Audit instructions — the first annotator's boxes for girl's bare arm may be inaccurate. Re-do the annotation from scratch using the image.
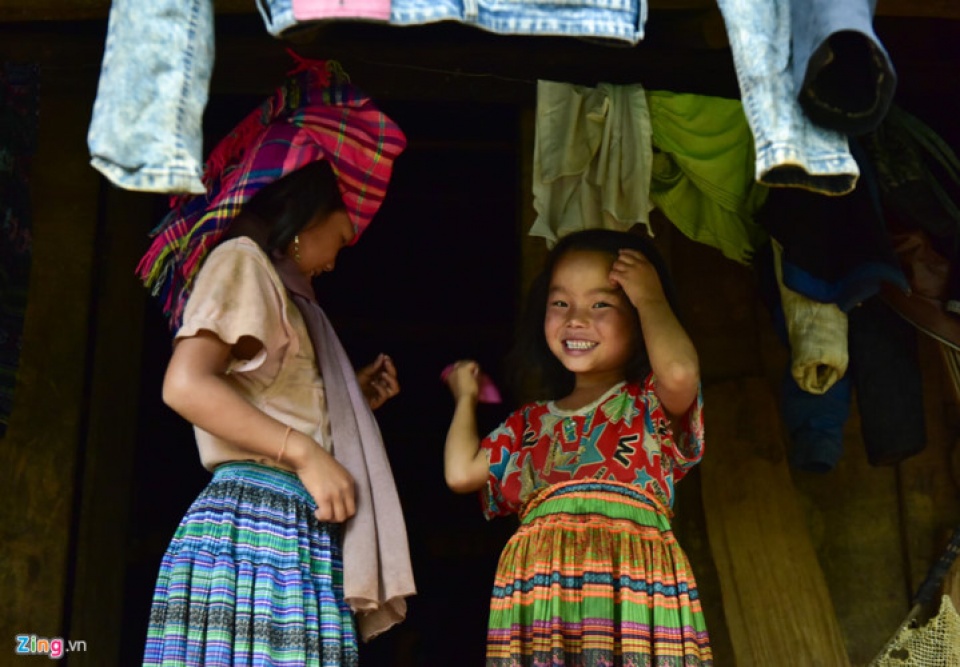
[611,250,700,416]
[163,330,356,522]
[443,361,490,493]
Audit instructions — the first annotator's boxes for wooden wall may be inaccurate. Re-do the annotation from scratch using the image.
[1,9,959,666]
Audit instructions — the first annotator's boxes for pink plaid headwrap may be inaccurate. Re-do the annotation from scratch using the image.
[137,52,407,328]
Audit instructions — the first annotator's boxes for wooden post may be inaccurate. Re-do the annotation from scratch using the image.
[702,377,851,666]
[66,187,154,666]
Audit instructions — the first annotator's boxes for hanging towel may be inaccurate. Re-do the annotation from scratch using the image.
[530,80,654,246]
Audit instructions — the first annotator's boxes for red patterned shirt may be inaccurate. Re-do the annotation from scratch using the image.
[480,373,704,519]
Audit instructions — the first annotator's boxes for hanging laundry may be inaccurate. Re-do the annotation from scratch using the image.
[756,242,850,471]
[259,0,391,37]
[294,0,391,22]
[390,0,646,44]
[756,139,907,311]
[791,0,896,136]
[529,81,654,247]
[771,240,849,396]
[862,105,960,314]
[848,296,927,467]
[87,0,214,194]
[530,82,769,265]
[715,0,859,194]
[756,242,926,471]
[647,91,769,265]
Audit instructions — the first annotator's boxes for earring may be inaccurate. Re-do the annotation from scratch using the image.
[293,235,301,263]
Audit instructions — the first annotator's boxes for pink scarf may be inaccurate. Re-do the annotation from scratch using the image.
[276,257,416,641]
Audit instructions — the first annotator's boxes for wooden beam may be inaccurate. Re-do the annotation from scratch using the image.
[2,0,959,22]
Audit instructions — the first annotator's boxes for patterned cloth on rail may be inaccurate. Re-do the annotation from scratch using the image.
[142,462,358,667]
[486,480,713,667]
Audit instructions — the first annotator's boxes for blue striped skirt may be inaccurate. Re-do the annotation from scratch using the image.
[142,461,358,667]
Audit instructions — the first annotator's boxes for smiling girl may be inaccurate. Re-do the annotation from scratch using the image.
[443,228,712,666]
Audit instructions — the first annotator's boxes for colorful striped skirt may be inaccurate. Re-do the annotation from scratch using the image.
[142,461,358,667]
[487,480,712,667]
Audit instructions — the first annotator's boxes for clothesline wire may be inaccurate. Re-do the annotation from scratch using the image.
[332,54,539,85]
[38,57,541,86]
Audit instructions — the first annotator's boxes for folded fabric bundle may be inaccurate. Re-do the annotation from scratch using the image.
[772,240,849,395]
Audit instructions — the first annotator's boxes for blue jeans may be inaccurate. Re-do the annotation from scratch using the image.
[256,0,298,37]
[792,0,896,136]
[87,0,214,194]
[715,0,858,195]
[390,0,646,44]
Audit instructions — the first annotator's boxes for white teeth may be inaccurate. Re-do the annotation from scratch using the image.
[565,340,596,350]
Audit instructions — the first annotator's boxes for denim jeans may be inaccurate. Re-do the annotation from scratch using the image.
[716,0,858,195]
[87,0,213,194]
[390,0,646,44]
[256,0,298,36]
[792,0,896,136]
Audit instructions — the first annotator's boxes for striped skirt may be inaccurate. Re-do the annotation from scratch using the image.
[142,461,358,667]
[487,480,712,667]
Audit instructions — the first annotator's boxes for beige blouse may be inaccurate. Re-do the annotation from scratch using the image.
[176,237,332,471]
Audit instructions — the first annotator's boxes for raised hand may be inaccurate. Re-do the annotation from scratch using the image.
[444,360,481,403]
[357,353,400,410]
[608,248,668,310]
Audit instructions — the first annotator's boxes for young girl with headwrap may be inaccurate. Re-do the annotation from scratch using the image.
[137,55,415,667]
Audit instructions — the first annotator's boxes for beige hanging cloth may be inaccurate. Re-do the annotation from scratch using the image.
[773,239,849,394]
[530,80,654,246]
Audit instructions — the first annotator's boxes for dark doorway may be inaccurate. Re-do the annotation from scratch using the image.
[120,97,523,666]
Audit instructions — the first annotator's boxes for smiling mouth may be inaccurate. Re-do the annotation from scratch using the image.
[564,339,597,351]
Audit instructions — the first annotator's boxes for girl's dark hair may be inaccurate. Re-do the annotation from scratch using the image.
[506,228,680,402]
[225,159,345,254]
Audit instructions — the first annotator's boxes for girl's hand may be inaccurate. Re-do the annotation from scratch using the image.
[357,353,399,410]
[609,248,669,309]
[444,360,481,403]
[290,431,357,523]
